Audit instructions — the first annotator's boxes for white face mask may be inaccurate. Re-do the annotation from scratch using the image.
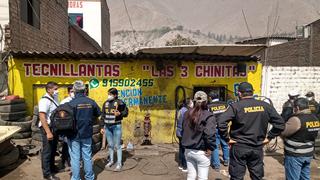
[53,90,59,97]
[189,101,194,108]
[107,95,114,101]
[70,92,75,98]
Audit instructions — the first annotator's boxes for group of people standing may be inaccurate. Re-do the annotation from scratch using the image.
[176,82,319,180]
[38,81,127,180]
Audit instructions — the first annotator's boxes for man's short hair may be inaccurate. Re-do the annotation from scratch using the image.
[108,88,118,96]
[294,98,309,110]
[67,85,73,93]
[46,82,58,92]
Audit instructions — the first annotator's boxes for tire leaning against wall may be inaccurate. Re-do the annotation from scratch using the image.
[92,142,102,154]
[0,140,15,155]
[92,133,102,144]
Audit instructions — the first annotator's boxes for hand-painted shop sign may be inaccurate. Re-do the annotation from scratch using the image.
[23,63,120,77]
[23,63,255,78]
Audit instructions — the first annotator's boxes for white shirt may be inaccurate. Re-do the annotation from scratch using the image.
[38,93,59,127]
[60,96,73,105]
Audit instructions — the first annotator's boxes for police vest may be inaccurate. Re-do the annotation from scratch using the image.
[284,113,320,157]
[308,100,319,115]
[102,100,121,125]
[208,101,228,116]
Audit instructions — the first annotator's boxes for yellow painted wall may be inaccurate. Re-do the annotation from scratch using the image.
[8,57,262,143]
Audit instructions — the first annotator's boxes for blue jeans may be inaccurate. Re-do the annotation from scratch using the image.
[105,124,122,165]
[211,129,229,168]
[285,155,312,180]
[67,137,94,180]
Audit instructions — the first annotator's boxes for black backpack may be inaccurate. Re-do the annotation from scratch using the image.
[50,103,76,136]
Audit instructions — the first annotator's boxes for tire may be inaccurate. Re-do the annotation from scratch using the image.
[33,106,39,116]
[92,133,102,144]
[92,142,102,153]
[31,115,40,133]
[16,116,32,122]
[0,140,15,155]
[12,131,32,139]
[93,124,100,134]
[0,103,26,113]
[32,132,42,141]
[0,147,20,168]
[0,118,32,132]
[0,99,25,106]
[0,111,26,121]
[12,138,31,146]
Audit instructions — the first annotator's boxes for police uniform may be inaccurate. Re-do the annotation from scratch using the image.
[100,99,128,125]
[218,82,285,180]
[281,106,319,179]
[308,99,320,117]
[208,100,229,168]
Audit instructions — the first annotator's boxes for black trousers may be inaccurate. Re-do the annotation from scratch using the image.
[40,128,58,177]
[229,144,264,180]
[178,137,187,169]
[61,141,70,166]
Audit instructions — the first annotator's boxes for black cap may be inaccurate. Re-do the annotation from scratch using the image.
[238,82,254,92]
[108,88,118,95]
[305,91,314,97]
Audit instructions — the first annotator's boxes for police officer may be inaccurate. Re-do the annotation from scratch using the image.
[281,98,319,180]
[68,80,101,180]
[305,91,320,117]
[100,88,128,171]
[218,82,285,180]
[207,92,229,171]
[282,90,300,122]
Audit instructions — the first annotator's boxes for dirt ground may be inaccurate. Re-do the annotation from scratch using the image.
[1,144,319,180]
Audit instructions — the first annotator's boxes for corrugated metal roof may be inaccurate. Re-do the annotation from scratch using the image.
[138,44,266,56]
[9,45,262,62]
[236,36,296,44]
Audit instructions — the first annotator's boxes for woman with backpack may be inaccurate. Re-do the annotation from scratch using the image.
[182,91,216,180]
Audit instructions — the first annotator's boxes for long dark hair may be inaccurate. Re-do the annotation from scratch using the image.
[186,101,207,130]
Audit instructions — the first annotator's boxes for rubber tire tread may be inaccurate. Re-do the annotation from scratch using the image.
[0,111,26,121]
[12,131,32,139]
[0,118,32,132]
[0,147,20,168]
[0,103,26,113]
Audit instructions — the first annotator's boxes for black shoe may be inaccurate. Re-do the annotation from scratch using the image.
[51,165,62,173]
[43,175,60,180]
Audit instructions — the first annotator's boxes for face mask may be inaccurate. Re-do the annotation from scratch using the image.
[53,90,59,97]
[107,95,114,101]
[70,92,75,98]
[189,101,194,108]
[307,97,313,101]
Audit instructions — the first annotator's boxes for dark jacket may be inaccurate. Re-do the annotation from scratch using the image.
[69,93,101,139]
[181,109,216,151]
[100,98,128,126]
[218,98,285,146]
[176,106,188,137]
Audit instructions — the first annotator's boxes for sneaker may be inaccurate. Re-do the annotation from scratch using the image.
[181,168,188,173]
[178,166,183,170]
[105,161,114,169]
[212,166,220,172]
[114,164,122,172]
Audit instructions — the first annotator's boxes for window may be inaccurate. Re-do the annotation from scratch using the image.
[69,13,83,28]
[20,0,40,28]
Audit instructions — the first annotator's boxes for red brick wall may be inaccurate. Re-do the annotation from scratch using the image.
[8,0,69,52]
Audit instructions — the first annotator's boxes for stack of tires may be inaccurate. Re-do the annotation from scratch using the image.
[92,124,102,154]
[0,140,20,171]
[0,98,32,145]
[31,105,42,147]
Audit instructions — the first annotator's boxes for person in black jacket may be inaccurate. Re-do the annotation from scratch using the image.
[281,90,300,122]
[100,88,128,171]
[68,80,101,180]
[182,91,216,180]
[218,82,285,180]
